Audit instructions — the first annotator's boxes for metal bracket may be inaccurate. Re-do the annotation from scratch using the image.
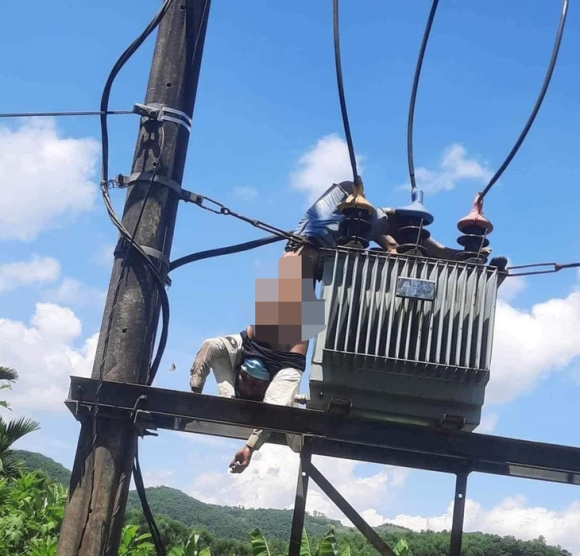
[438,414,466,431]
[127,172,183,197]
[327,397,352,416]
[114,239,171,286]
[116,173,203,208]
[133,103,192,132]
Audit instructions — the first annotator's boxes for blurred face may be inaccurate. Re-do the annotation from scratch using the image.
[235,370,269,401]
[253,256,325,346]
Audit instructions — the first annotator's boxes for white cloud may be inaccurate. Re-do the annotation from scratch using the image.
[42,278,106,308]
[398,144,492,194]
[92,243,116,267]
[497,274,527,302]
[290,134,364,204]
[232,186,259,200]
[143,469,175,488]
[488,288,580,405]
[390,495,580,555]
[189,444,407,525]
[0,118,99,241]
[477,410,499,434]
[0,303,97,414]
[0,255,61,292]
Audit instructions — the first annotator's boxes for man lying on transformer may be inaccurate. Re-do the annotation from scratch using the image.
[189,180,483,473]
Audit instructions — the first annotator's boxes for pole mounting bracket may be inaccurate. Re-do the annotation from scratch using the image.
[133,102,192,132]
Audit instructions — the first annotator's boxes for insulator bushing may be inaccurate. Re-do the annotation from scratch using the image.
[336,206,373,248]
[396,222,431,256]
[336,187,374,249]
[456,193,493,264]
[395,189,435,258]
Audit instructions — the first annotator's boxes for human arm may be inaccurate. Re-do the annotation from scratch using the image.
[229,367,303,473]
[189,336,240,396]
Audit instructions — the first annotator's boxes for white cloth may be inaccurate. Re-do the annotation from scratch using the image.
[189,334,303,452]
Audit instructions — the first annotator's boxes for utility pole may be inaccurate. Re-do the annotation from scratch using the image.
[56,1,212,554]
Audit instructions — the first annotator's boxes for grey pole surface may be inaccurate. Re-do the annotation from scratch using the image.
[56,1,211,554]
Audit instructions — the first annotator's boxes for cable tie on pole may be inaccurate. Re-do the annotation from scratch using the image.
[133,103,192,132]
[114,239,172,285]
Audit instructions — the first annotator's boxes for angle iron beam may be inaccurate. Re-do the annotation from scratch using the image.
[308,463,395,556]
[67,377,580,479]
[289,446,312,556]
[449,471,470,556]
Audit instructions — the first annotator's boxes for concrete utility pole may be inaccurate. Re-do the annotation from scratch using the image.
[57,1,212,554]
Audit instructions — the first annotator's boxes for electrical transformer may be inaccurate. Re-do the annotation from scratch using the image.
[306,248,501,431]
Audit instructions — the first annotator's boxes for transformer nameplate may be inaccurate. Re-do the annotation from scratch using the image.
[396,277,436,301]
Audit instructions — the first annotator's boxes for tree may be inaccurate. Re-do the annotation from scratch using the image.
[0,469,66,556]
[0,367,40,479]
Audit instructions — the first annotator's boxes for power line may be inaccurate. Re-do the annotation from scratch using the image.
[479,0,569,201]
[332,0,360,190]
[0,110,133,119]
[407,0,440,194]
[169,234,286,272]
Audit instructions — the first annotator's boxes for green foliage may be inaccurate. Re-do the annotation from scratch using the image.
[392,538,413,556]
[0,470,66,556]
[250,528,271,556]
[0,367,40,479]
[250,527,344,556]
[118,524,155,556]
[4,449,575,556]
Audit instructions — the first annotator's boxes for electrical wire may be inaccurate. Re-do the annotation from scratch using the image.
[170,234,286,272]
[0,109,134,118]
[479,0,569,201]
[332,0,360,190]
[134,444,166,556]
[191,193,308,245]
[407,0,440,194]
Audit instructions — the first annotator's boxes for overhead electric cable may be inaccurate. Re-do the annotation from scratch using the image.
[479,0,569,201]
[407,0,440,194]
[333,0,360,189]
[0,109,134,118]
[170,234,286,272]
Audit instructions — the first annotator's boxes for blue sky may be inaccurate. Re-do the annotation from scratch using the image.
[2,0,580,552]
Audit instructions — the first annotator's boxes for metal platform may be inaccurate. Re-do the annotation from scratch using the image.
[66,376,580,556]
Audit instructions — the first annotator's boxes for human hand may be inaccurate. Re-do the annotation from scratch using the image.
[229,446,253,474]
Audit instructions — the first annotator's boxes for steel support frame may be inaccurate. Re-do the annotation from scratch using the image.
[66,377,580,555]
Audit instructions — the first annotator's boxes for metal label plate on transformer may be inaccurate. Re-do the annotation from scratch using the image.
[396,276,436,301]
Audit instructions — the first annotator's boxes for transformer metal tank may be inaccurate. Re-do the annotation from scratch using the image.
[306,248,501,431]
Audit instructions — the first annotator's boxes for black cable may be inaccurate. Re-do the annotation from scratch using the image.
[332,0,360,188]
[0,109,134,118]
[169,233,286,272]
[407,0,440,194]
[134,444,166,556]
[479,0,569,201]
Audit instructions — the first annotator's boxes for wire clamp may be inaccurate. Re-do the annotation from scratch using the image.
[114,239,172,286]
[133,102,192,132]
[125,172,183,197]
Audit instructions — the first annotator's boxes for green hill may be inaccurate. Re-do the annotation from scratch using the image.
[13,450,572,555]
[11,450,72,485]
[126,486,346,540]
